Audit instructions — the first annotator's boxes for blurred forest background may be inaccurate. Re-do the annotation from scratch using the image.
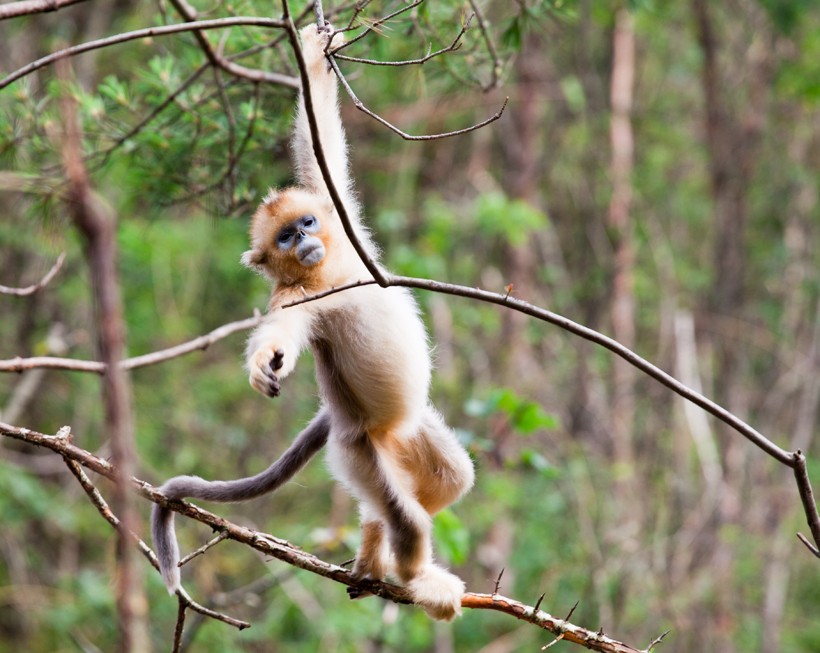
[1,0,819,651]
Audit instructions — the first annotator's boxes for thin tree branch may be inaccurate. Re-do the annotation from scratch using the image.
[166,0,299,89]
[331,14,472,66]
[172,599,187,653]
[0,0,88,20]
[0,420,647,652]
[178,531,230,568]
[0,252,66,296]
[330,0,424,53]
[389,274,794,465]
[329,56,508,140]
[793,451,820,557]
[468,0,502,91]
[0,313,262,373]
[0,17,295,91]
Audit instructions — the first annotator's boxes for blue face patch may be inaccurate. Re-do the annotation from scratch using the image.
[276,215,321,250]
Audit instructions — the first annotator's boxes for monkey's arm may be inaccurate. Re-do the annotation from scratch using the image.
[246,306,312,397]
[151,409,330,592]
[292,25,360,218]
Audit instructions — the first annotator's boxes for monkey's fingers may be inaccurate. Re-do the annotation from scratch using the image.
[261,368,281,397]
[270,348,285,371]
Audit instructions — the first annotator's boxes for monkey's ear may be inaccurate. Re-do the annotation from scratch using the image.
[262,188,280,205]
[241,248,267,271]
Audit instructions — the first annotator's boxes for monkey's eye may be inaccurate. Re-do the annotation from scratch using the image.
[277,230,294,246]
[300,215,319,231]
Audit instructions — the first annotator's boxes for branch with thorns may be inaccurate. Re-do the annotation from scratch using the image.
[0,420,661,653]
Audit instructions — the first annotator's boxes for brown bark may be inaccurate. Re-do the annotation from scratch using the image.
[58,64,150,653]
[607,6,637,471]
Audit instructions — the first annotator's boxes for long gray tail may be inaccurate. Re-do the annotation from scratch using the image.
[151,410,331,592]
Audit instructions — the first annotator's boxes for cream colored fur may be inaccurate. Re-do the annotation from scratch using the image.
[153,24,474,621]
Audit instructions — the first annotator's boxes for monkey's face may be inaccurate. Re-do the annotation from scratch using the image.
[242,188,337,287]
[275,214,325,267]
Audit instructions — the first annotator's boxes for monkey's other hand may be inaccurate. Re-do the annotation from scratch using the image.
[248,347,285,397]
[299,23,343,73]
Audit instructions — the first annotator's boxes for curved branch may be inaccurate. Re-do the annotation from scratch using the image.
[329,56,508,141]
[0,0,88,20]
[0,252,66,296]
[0,313,262,373]
[166,0,299,88]
[0,17,296,91]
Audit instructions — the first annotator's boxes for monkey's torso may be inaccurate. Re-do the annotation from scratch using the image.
[305,284,432,433]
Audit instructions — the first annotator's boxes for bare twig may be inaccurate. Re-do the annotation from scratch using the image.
[0,313,262,373]
[468,0,503,91]
[0,252,66,296]
[493,567,505,594]
[167,0,298,89]
[644,630,671,652]
[331,0,424,52]
[793,450,820,557]
[178,531,230,567]
[0,0,88,20]
[331,14,472,66]
[172,599,187,653]
[330,55,509,140]
[0,17,295,91]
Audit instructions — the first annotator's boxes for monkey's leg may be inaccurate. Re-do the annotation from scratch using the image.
[347,506,390,600]
[370,437,465,621]
[410,408,475,516]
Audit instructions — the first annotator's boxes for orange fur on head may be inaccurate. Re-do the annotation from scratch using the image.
[242,187,339,289]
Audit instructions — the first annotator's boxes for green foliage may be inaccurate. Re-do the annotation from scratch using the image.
[466,387,559,435]
[2,0,820,651]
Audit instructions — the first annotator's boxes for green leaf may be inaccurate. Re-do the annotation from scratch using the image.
[432,509,470,564]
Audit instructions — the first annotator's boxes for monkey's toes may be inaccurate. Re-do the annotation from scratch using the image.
[346,586,370,600]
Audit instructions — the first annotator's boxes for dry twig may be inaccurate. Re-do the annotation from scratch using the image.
[0,252,66,296]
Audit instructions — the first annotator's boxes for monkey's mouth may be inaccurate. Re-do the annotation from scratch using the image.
[298,243,326,266]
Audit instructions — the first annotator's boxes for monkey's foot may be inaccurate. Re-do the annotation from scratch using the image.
[406,566,465,621]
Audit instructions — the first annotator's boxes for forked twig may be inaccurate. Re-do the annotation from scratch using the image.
[330,54,508,140]
[331,14,472,66]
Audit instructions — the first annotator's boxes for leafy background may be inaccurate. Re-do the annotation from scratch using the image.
[1,1,819,651]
